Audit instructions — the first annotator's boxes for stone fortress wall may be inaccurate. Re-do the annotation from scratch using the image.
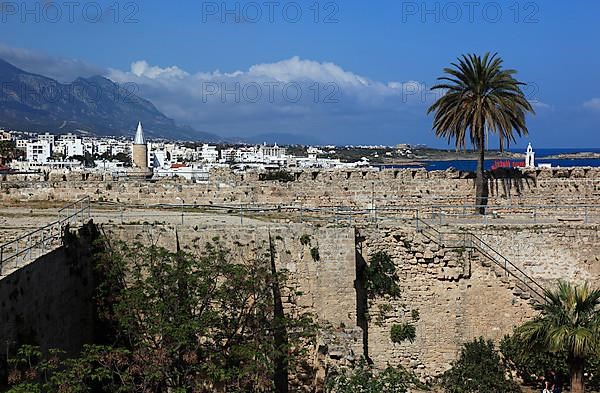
[1,168,600,380]
[358,224,600,378]
[0,221,598,380]
[1,167,599,209]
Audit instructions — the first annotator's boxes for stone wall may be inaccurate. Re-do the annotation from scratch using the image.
[1,219,599,382]
[102,223,359,331]
[356,223,600,379]
[357,227,536,379]
[102,223,363,389]
[473,225,600,285]
[1,167,599,209]
[0,224,98,356]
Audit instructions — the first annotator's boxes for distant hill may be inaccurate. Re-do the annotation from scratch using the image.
[0,58,219,141]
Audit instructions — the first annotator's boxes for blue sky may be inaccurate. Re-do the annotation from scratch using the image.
[1,0,599,147]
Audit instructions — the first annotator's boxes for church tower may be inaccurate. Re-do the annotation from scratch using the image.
[132,121,148,169]
[525,142,535,168]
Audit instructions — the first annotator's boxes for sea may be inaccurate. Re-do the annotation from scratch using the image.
[378,148,600,172]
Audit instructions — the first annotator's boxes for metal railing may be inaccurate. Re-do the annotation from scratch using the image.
[87,200,600,228]
[0,197,91,275]
[415,216,547,303]
[469,232,546,302]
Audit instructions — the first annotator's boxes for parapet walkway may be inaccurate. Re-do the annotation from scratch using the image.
[0,198,90,278]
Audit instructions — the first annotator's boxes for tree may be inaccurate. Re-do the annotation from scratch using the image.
[428,53,534,214]
[363,251,401,299]
[516,281,600,393]
[440,338,521,393]
[7,238,317,392]
[0,140,17,164]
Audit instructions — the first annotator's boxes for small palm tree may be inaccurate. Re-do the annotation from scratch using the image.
[516,281,600,393]
[428,53,534,214]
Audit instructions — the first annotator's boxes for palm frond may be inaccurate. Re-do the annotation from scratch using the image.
[428,52,534,151]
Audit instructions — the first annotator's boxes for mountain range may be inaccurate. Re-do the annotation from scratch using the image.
[0,59,219,141]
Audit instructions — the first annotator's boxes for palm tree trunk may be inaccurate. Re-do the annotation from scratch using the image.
[570,357,585,393]
[475,130,489,214]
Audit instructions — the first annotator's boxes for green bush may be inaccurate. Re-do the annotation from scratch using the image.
[439,337,521,393]
[500,332,600,391]
[326,358,422,393]
[390,323,416,344]
[300,234,312,246]
[411,309,420,322]
[363,251,400,298]
[6,240,318,393]
[310,247,320,261]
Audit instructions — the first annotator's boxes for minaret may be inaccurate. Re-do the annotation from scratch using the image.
[132,121,148,169]
[525,142,535,168]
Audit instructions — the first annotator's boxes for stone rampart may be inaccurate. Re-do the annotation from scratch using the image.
[0,224,98,357]
[356,223,600,378]
[102,224,359,330]
[473,225,600,285]
[1,167,599,209]
[1,219,599,382]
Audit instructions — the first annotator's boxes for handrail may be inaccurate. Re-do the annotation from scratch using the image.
[1,197,91,274]
[474,243,546,302]
[1,220,61,249]
[468,233,546,296]
[58,196,91,215]
[414,216,547,303]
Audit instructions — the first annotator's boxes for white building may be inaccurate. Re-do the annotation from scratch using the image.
[16,139,28,150]
[148,146,169,168]
[258,143,286,159]
[64,139,84,158]
[198,144,219,163]
[0,131,11,141]
[153,164,209,182]
[60,133,79,143]
[26,140,52,163]
[94,160,126,171]
[38,133,56,145]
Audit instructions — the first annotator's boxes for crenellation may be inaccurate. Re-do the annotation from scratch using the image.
[2,168,600,210]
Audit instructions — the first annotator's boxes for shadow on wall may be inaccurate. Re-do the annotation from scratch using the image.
[487,168,538,198]
[354,231,370,363]
[0,222,102,388]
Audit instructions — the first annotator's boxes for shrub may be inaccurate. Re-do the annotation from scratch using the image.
[7,240,318,393]
[300,234,311,246]
[390,323,416,344]
[326,358,421,393]
[500,333,600,391]
[411,309,420,322]
[310,247,320,262]
[439,337,521,393]
[363,251,400,299]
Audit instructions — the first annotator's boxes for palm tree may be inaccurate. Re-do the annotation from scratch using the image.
[516,281,600,393]
[428,53,534,214]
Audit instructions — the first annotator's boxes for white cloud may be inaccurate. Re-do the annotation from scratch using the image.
[0,42,441,143]
[247,56,369,86]
[583,98,600,111]
[105,56,436,141]
[130,60,189,79]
